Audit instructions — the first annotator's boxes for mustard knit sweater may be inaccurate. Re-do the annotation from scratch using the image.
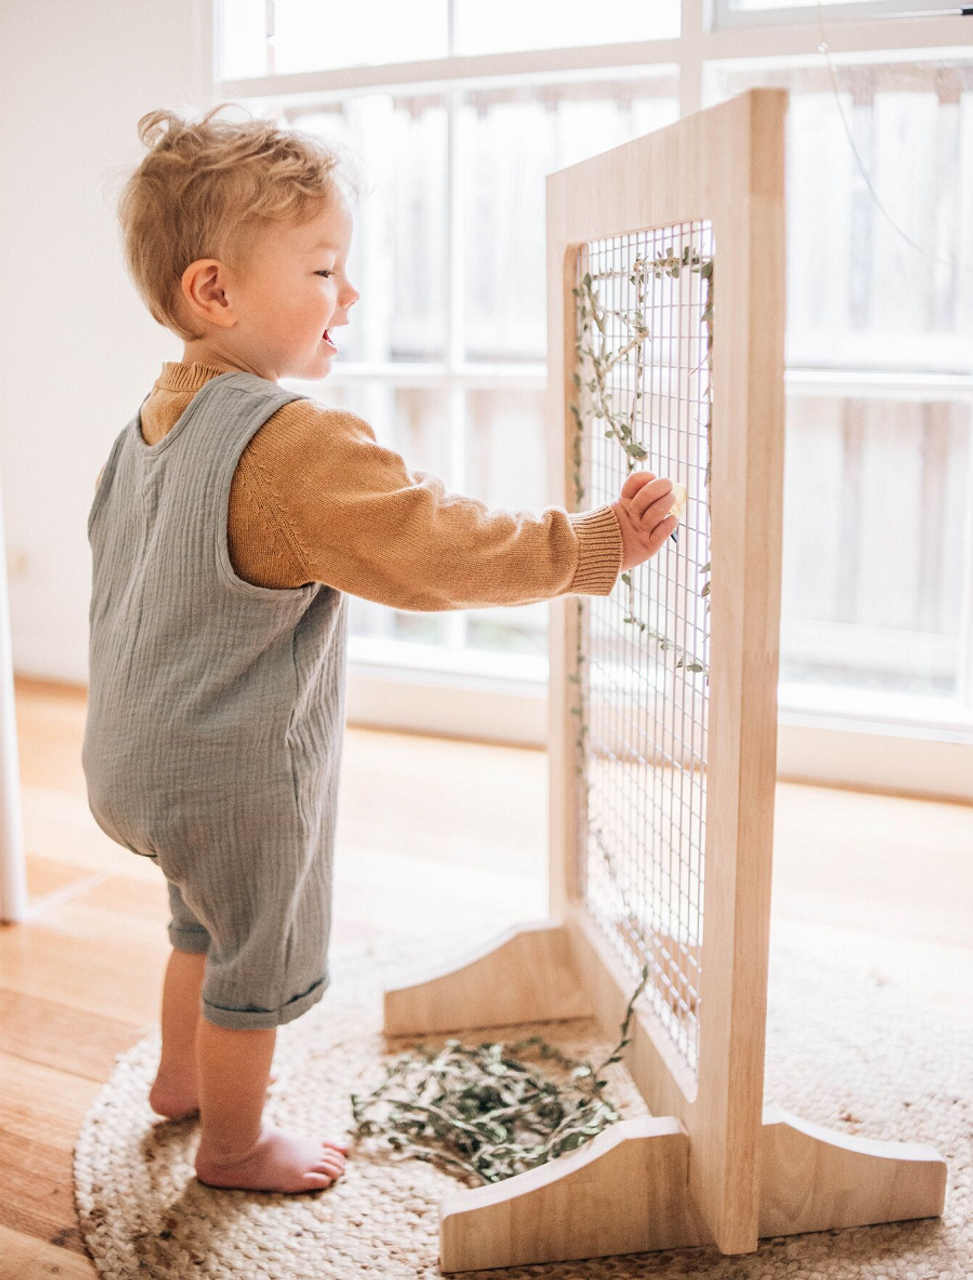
[96,361,623,610]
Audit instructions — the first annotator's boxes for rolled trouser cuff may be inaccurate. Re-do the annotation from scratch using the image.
[199,970,330,1030]
[168,922,211,954]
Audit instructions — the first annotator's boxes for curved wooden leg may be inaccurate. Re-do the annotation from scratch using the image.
[439,1115,710,1273]
[759,1104,948,1236]
[383,920,591,1036]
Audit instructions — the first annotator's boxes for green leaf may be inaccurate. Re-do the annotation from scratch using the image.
[558,1132,587,1153]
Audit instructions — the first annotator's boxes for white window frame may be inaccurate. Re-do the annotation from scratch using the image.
[206,0,973,800]
[712,0,967,29]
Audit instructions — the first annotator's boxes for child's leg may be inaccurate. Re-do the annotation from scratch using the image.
[149,947,207,1118]
[148,872,215,1118]
[193,1018,349,1193]
[149,947,282,1119]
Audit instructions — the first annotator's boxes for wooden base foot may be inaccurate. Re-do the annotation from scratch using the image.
[383,919,591,1036]
[440,1116,708,1273]
[759,1104,947,1236]
[381,924,948,1272]
[439,1107,948,1273]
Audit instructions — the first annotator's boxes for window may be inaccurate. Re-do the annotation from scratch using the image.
[214,1,973,781]
[704,52,973,720]
[714,0,957,26]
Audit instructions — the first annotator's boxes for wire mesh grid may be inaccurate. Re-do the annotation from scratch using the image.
[572,221,714,1081]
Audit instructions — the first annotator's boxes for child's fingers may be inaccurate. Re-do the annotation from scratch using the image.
[646,513,680,554]
[619,470,656,500]
[630,477,674,519]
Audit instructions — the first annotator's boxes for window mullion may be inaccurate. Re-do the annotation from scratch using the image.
[265,0,275,76]
[681,0,706,116]
[958,397,973,710]
[444,79,467,655]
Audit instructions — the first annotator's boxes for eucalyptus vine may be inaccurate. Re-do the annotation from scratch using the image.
[570,241,714,662]
[349,962,651,1185]
[569,240,715,986]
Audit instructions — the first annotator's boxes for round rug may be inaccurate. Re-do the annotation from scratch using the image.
[74,930,972,1279]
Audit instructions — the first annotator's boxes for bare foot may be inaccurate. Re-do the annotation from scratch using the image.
[150,1071,280,1121]
[195,1120,350,1192]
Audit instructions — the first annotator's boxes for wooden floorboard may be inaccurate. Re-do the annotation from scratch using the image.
[0,1133,91,1262]
[2,674,971,1276]
[0,990,139,1082]
[0,1223,95,1277]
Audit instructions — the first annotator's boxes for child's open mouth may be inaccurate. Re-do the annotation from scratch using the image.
[322,329,338,351]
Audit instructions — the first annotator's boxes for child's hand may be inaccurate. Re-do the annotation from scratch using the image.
[610,472,683,573]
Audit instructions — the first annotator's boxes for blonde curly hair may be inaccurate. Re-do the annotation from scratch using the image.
[115,102,363,342]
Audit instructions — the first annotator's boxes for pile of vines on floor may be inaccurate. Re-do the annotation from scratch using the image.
[349,962,650,1186]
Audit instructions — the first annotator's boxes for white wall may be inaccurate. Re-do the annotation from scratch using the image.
[0,0,215,682]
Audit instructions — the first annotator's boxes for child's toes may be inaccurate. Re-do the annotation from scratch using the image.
[303,1171,334,1189]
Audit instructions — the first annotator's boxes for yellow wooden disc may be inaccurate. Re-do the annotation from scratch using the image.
[668,481,687,519]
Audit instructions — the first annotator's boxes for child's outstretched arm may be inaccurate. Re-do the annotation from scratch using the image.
[240,403,681,611]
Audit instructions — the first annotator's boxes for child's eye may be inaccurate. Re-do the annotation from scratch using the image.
[316,270,333,279]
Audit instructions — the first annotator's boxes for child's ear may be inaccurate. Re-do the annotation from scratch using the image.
[180,259,236,329]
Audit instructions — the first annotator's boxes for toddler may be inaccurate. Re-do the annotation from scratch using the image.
[82,103,680,1195]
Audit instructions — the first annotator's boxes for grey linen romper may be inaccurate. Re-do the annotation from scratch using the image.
[82,371,348,1031]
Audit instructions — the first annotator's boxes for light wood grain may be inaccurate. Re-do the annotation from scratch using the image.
[544,86,790,1256]
[384,920,592,1035]
[441,1117,709,1271]
[0,1224,95,1277]
[0,990,137,1081]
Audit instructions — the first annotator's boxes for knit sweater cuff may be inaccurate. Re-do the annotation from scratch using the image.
[566,505,623,596]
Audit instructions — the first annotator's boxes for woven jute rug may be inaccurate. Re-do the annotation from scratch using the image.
[74,930,971,1279]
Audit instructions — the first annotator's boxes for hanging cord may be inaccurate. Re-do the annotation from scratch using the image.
[811,0,973,273]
